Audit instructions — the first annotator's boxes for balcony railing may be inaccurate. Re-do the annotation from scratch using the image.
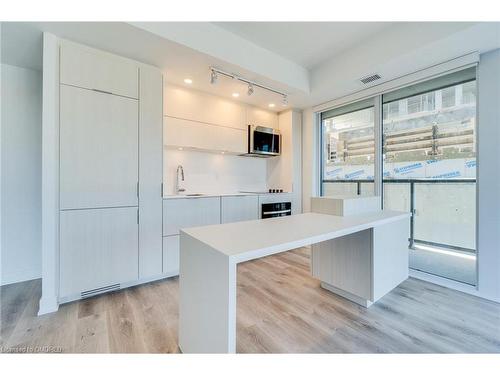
[322,179,476,253]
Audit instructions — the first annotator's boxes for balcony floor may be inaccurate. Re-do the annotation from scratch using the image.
[410,245,476,285]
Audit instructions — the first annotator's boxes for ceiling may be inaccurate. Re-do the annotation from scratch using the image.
[213,22,394,69]
[0,22,297,111]
[2,22,498,111]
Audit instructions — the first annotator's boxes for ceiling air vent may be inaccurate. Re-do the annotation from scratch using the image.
[360,74,382,85]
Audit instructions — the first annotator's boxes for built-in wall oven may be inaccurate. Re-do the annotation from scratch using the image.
[261,202,292,219]
[247,125,281,157]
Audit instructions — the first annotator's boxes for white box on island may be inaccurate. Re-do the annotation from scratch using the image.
[311,195,380,216]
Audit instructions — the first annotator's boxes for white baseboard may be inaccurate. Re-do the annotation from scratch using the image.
[408,268,499,301]
[1,269,41,286]
[58,271,179,305]
[320,281,372,308]
[38,295,59,316]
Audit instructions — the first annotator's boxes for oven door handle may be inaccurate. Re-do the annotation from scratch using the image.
[262,209,292,215]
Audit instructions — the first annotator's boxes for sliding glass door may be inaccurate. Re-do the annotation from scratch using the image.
[382,67,477,285]
[321,99,375,196]
[320,66,477,286]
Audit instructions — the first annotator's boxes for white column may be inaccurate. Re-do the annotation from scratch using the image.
[178,232,237,353]
[477,50,500,303]
[39,32,60,315]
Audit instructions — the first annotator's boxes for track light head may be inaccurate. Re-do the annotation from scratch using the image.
[247,83,254,96]
[282,95,288,106]
[210,70,218,85]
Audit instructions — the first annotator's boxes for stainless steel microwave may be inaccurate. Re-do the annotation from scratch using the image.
[247,125,281,157]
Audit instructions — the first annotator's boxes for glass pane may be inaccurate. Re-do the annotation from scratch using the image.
[253,131,279,154]
[382,78,477,285]
[359,182,374,196]
[383,182,411,240]
[414,182,476,250]
[322,106,375,197]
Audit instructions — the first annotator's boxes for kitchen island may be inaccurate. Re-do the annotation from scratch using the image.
[178,200,410,353]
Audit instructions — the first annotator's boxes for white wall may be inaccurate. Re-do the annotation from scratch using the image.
[309,23,500,107]
[1,64,42,285]
[164,149,267,195]
[301,108,318,213]
[267,109,303,213]
[477,48,500,302]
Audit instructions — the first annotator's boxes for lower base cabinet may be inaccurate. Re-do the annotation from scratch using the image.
[59,207,139,298]
[163,235,180,275]
[221,195,259,223]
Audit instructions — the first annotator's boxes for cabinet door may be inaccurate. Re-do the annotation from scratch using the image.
[163,235,180,275]
[221,196,259,223]
[164,116,246,154]
[311,230,372,300]
[60,41,138,98]
[60,85,138,209]
[163,85,246,129]
[59,207,139,298]
[163,197,221,236]
[246,107,278,129]
[218,126,247,154]
[138,66,163,279]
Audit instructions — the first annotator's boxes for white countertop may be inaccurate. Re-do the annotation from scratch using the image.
[163,192,292,200]
[181,210,410,263]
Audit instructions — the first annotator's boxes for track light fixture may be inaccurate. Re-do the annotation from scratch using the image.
[210,69,218,85]
[209,66,288,104]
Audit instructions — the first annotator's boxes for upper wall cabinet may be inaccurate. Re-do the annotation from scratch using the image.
[164,116,246,154]
[60,41,139,99]
[164,85,246,130]
[246,107,278,129]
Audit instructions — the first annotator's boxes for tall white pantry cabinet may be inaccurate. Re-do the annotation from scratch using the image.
[41,37,164,310]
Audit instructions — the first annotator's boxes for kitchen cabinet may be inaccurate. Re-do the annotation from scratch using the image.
[221,195,259,223]
[246,107,279,129]
[163,85,246,130]
[164,116,246,154]
[163,235,180,275]
[59,207,139,298]
[60,41,138,99]
[163,197,221,236]
[59,84,139,210]
[56,39,164,306]
[138,66,164,279]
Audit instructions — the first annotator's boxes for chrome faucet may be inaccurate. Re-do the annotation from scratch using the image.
[176,165,185,194]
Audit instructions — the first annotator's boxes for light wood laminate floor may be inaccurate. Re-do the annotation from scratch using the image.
[1,248,499,353]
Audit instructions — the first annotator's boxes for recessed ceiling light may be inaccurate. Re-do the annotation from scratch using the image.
[178,147,183,151]
[268,103,275,108]
[232,93,240,98]
[184,78,193,84]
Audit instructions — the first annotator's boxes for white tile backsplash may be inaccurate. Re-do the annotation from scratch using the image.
[164,149,268,195]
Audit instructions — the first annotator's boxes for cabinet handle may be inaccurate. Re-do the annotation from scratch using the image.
[92,88,113,95]
[262,209,291,215]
